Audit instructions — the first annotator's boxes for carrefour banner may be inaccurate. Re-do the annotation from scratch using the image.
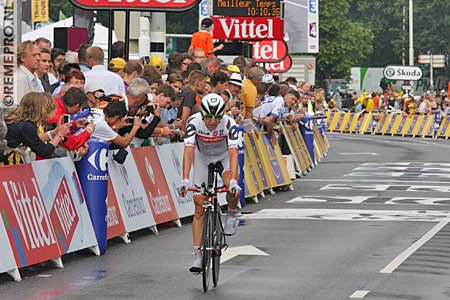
[0,164,61,268]
[156,143,194,218]
[31,157,98,254]
[108,148,156,233]
[131,146,179,224]
[0,215,18,275]
[106,180,127,240]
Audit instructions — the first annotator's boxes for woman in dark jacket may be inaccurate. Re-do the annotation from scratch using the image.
[4,92,70,163]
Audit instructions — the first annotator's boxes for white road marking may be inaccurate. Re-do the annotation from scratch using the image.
[354,166,409,171]
[220,245,269,264]
[320,184,391,191]
[340,152,378,156]
[345,172,405,177]
[418,173,450,178]
[379,218,450,274]
[287,196,450,205]
[350,290,370,298]
[242,209,450,222]
[296,179,450,184]
[320,184,450,193]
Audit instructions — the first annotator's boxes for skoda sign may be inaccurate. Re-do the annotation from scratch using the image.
[383,65,423,81]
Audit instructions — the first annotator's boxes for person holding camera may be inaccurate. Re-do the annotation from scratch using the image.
[46,87,95,152]
[2,93,71,165]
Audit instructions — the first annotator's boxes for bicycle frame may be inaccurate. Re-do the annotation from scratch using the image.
[188,162,228,292]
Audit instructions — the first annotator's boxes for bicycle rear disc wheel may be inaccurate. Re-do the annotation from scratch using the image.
[202,209,213,292]
[212,211,223,287]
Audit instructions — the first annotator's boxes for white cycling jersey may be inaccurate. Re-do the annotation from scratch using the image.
[184,112,239,158]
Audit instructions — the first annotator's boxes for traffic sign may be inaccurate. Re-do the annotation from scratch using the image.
[383,65,422,81]
[401,83,412,93]
[418,54,445,64]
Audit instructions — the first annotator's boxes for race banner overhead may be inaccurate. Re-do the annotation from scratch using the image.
[70,0,201,11]
[212,17,284,41]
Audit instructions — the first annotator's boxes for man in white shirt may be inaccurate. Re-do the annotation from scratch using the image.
[16,40,44,103]
[84,46,126,96]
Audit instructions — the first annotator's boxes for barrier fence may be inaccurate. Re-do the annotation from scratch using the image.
[325,110,450,138]
[0,125,329,282]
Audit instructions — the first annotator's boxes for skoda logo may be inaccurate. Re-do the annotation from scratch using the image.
[385,67,395,77]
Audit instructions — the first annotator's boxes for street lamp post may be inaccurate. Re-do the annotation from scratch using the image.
[409,0,414,66]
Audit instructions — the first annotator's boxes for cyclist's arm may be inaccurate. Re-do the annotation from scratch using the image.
[228,147,239,181]
[182,145,194,180]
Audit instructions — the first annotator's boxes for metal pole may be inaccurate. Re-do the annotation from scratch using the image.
[430,55,433,92]
[409,0,413,66]
[125,10,130,61]
[108,10,113,62]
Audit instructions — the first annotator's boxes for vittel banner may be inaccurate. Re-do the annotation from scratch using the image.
[0,164,61,267]
[212,17,284,41]
[31,158,97,254]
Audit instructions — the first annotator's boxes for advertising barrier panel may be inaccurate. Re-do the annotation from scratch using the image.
[76,139,109,254]
[106,180,127,240]
[243,144,262,197]
[131,147,179,224]
[108,148,156,233]
[0,215,18,277]
[244,133,270,191]
[255,133,291,188]
[32,157,97,255]
[156,143,195,218]
[0,164,61,268]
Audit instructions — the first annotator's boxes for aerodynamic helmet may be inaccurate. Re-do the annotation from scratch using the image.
[200,93,226,117]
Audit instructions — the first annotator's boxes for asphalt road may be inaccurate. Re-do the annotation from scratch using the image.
[1,133,450,300]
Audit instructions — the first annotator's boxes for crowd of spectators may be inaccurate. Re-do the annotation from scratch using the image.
[329,87,450,118]
[3,26,325,165]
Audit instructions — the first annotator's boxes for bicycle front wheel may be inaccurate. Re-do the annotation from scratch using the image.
[212,210,223,287]
[202,208,213,292]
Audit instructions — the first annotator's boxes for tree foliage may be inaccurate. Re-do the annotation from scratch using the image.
[317,0,374,83]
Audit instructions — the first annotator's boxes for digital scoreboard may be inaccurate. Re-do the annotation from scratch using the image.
[213,0,281,18]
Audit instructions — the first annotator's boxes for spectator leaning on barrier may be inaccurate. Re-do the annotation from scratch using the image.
[241,66,264,120]
[84,81,105,109]
[84,46,126,95]
[88,100,142,148]
[46,87,95,152]
[16,40,44,102]
[2,92,71,165]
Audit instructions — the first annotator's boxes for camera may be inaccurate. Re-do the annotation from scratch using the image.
[236,101,241,110]
[145,104,155,114]
[126,117,134,124]
[98,94,113,102]
[63,115,70,123]
[310,85,316,92]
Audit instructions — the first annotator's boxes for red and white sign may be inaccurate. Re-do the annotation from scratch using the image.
[156,143,194,218]
[70,0,200,11]
[49,177,79,250]
[106,180,127,240]
[131,147,179,225]
[108,148,156,233]
[252,40,288,63]
[260,55,293,73]
[0,164,61,267]
[212,17,284,41]
[31,158,98,255]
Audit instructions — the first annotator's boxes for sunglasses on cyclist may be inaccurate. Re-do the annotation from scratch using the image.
[202,114,223,121]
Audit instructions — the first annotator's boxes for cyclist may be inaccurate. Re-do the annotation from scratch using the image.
[178,93,241,274]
